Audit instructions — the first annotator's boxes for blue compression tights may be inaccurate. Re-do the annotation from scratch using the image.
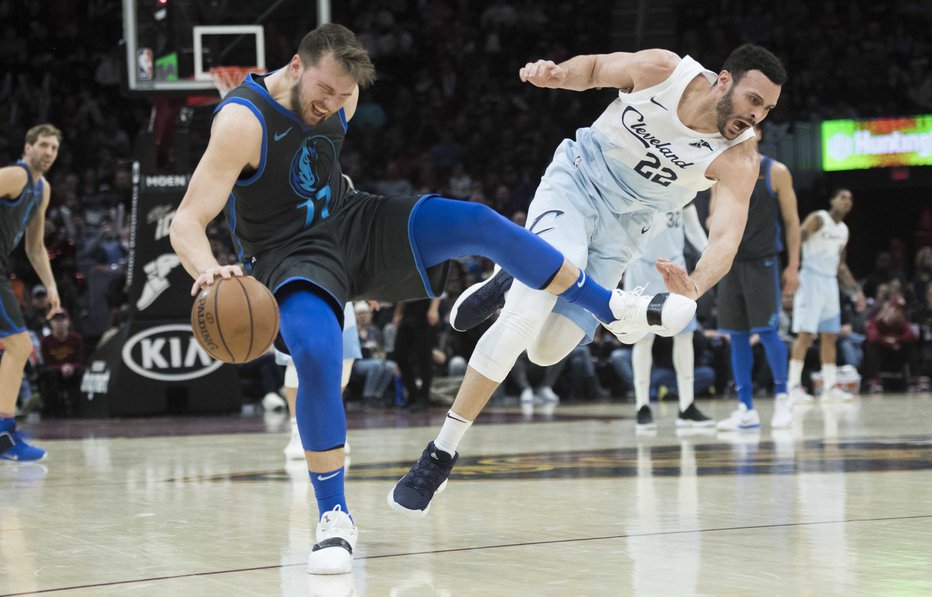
[412,198,564,291]
[729,329,789,409]
[277,285,345,452]
[411,197,614,322]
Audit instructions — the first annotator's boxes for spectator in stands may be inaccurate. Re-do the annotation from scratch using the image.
[863,291,923,393]
[38,310,84,417]
[23,284,51,337]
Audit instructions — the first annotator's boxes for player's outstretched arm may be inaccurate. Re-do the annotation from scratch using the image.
[771,161,801,295]
[683,143,760,298]
[519,48,678,92]
[171,104,259,295]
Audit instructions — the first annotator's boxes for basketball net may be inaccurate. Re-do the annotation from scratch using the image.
[209,66,267,98]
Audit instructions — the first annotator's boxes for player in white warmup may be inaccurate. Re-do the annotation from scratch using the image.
[390,44,786,517]
[788,189,863,401]
[626,204,715,431]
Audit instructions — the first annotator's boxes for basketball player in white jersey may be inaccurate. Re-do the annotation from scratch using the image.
[788,189,864,401]
[390,44,786,517]
[625,204,715,431]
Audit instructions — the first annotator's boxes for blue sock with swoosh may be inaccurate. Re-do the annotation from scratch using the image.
[310,467,350,520]
[559,270,614,323]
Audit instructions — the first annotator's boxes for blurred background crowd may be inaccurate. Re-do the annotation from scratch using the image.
[2,0,931,417]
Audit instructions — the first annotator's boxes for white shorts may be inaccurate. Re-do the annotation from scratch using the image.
[533,149,654,341]
[623,258,697,334]
[792,269,841,334]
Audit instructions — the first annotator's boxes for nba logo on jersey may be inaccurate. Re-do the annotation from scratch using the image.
[137,48,154,81]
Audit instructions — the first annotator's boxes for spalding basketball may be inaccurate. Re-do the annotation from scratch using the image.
[191,276,280,364]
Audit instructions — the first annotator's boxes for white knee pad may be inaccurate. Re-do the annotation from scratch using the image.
[285,361,299,389]
[469,283,557,383]
[527,312,586,366]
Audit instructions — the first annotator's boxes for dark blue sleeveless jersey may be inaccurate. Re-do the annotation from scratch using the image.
[734,155,782,261]
[1,161,45,265]
[216,73,350,268]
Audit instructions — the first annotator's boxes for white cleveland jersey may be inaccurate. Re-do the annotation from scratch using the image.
[577,55,754,214]
[801,210,848,276]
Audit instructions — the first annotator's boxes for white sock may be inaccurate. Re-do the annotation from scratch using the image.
[788,359,804,389]
[822,363,837,391]
[290,417,298,435]
[434,411,472,456]
[633,336,654,409]
[672,333,694,412]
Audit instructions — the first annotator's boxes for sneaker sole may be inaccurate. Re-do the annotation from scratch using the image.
[716,422,761,431]
[386,479,448,518]
[307,548,353,575]
[676,418,715,428]
[449,271,509,332]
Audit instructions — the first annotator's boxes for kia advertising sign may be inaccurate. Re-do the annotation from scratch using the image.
[121,324,223,382]
[81,161,241,416]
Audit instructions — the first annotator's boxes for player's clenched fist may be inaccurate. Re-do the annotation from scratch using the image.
[519,60,566,88]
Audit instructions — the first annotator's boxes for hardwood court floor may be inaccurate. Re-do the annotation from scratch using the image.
[2,394,932,596]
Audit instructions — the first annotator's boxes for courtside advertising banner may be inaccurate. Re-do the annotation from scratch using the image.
[822,114,932,171]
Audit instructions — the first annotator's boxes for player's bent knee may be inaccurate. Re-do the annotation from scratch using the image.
[527,314,584,366]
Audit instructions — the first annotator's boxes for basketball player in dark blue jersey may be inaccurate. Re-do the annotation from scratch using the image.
[170,23,697,575]
[0,124,63,463]
[712,124,801,431]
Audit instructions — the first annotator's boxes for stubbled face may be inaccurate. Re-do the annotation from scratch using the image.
[715,70,782,139]
[830,189,854,217]
[289,53,357,126]
[23,134,60,174]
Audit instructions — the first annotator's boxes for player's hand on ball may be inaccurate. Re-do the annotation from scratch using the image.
[191,265,244,296]
[519,60,566,88]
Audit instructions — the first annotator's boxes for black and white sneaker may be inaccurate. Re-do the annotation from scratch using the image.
[676,403,714,427]
[307,505,357,575]
[635,405,657,430]
[450,267,514,332]
[388,441,458,517]
[605,288,696,344]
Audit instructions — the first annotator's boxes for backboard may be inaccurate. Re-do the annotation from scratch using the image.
[122,0,267,94]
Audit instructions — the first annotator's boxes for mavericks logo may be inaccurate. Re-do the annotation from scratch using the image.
[290,135,336,228]
[122,324,223,382]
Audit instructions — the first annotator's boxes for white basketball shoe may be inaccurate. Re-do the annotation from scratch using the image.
[604,288,697,344]
[307,506,357,575]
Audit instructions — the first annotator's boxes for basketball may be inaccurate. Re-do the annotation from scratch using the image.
[190,276,280,364]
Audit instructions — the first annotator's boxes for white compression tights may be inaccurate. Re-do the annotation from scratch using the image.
[469,281,586,383]
[632,331,695,411]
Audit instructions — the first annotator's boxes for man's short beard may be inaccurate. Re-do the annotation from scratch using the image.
[715,86,735,136]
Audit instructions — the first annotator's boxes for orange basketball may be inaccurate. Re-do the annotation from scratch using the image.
[190,276,280,364]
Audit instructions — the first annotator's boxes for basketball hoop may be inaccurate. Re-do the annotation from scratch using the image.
[209,66,266,98]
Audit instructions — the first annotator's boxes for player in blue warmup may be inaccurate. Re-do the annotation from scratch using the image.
[0,124,62,463]
[170,24,692,575]
[714,125,802,431]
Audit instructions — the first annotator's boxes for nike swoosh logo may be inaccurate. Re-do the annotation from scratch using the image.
[316,471,341,481]
[274,127,292,141]
[641,226,651,234]
[650,97,667,111]
[577,271,587,288]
